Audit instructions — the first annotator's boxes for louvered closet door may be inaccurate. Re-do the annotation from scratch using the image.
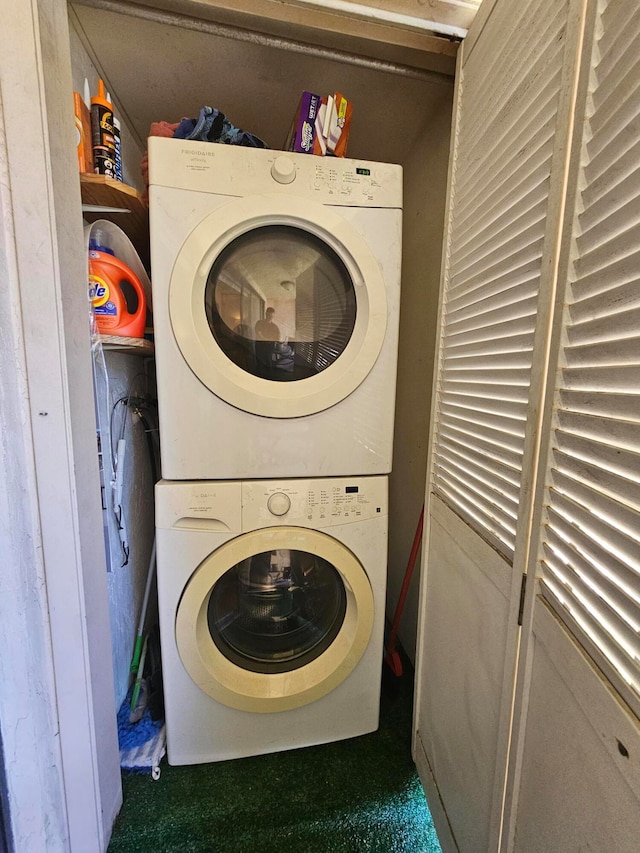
[412,0,586,850]
[512,1,640,848]
[539,0,640,716]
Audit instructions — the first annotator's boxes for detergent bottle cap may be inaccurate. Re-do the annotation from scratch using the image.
[89,238,115,255]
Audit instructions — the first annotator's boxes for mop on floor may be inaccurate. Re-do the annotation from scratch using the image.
[117,539,166,779]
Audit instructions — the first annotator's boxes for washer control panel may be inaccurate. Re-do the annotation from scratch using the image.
[243,476,387,529]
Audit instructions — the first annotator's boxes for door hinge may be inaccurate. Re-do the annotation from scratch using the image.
[517,573,527,626]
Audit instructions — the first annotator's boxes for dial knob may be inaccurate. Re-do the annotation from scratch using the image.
[271,156,296,184]
[267,492,291,516]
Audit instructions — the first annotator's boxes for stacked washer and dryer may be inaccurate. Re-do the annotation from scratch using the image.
[148,138,403,764]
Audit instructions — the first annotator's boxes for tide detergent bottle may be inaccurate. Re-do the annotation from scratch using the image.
[88,247,146,338]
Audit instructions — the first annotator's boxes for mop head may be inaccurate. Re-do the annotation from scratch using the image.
[117,691,166,779]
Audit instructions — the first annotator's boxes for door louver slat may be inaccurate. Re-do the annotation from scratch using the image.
[438,423,524,470]
[581,143,640,211]
[558,388,638,421]
[462,0,557,124]
[454,187,548,268]
[595,1,636,63]
[461,0,564,160]
[543,578,640,695]
[440,390,527,421]
[455,134,555,236]
[550,469,640,545]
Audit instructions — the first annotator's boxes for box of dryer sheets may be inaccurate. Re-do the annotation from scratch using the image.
[285,91,353,156]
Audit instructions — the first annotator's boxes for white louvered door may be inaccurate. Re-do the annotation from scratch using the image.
[412,0,587,849]
[510,1,640,849]
[415,0,640,850]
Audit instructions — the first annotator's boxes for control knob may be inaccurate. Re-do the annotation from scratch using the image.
[271,156,296,184]
[267,492,291,516]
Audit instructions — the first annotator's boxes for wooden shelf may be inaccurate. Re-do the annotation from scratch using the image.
[94,334,154,356]
[80,174,149,267]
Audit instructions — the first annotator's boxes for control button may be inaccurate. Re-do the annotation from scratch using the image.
[267,492,291,516]
[271,156,296,184]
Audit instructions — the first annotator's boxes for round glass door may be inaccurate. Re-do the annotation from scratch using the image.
[205,225,357,382]
[208,548,347,673]
[175,526,374,712]
[169,195,388,418]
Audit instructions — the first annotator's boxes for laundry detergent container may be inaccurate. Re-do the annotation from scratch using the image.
[88,249,147,338]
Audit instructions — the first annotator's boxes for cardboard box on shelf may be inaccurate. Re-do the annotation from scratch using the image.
[324,92,353,158]
[284,91,322,154]
[285,90,353,157]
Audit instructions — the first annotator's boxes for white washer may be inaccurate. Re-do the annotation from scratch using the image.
[148,138,402,479]
[155,475,388,765]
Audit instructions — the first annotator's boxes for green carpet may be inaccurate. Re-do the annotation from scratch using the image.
[108,665,441,852]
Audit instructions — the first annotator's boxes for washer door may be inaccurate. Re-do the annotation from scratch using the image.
[169,195,387,418]
[175,527,375,712]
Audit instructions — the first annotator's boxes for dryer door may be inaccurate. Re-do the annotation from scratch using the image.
[175,526,374,712]
[169,195,387,418]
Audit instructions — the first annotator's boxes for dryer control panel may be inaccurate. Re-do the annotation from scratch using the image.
[243,475,388,530]
[148,137,403,209]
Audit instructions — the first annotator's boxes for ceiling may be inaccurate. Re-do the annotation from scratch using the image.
[70,0,457,167]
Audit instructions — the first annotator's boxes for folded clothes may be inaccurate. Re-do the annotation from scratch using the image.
[173,106,268,148]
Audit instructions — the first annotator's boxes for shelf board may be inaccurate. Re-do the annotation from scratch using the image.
[80,174,149,266]
[94,334,154,356]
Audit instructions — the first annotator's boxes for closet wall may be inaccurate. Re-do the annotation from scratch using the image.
[389,104,451,658]
[69,0,455,676]
[70,28,155,707]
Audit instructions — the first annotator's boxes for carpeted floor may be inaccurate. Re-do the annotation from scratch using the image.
[108,664,441,852]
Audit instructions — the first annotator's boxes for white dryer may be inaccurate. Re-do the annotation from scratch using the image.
[148,138,402,479]
[155,475,388,765]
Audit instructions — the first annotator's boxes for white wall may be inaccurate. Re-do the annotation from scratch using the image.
[1,0,122,847]
[0,76,70,853]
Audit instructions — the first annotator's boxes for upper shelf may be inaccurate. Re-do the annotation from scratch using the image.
[80,174,149,268]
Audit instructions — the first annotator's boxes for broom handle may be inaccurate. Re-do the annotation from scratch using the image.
[130,634,149,713]
[386,505,424,657]
[130,538,156,675]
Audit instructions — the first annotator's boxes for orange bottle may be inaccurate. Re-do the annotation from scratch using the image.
[88,250,146,338]
[90,79,116,178]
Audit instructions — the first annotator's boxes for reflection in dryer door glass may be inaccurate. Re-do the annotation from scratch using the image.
[204,225,356,382]
[208,548,347,673]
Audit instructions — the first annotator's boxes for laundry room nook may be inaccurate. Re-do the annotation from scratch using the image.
[3,1,640,852]
[64,0,458,848]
